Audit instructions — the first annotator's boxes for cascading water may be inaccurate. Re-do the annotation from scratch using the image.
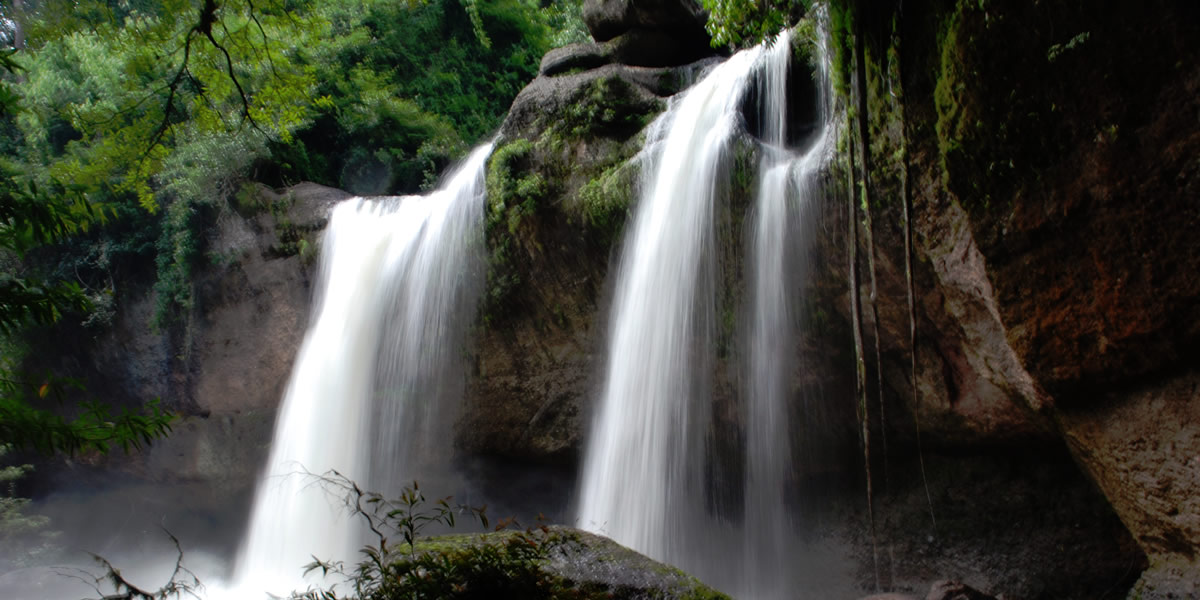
[222,143,493,597]
[577,13,834,599]
[576,46,765,563]
[742,21,835,599]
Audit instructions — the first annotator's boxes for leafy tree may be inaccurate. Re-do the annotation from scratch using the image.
[0,0,564,453]
[7,0,559,321]
[12,0,320,210]
[1,50,173,455]
[6,0,327,322]
[701,0,814,48]
[270,0,554,195]
[545,0,590,48]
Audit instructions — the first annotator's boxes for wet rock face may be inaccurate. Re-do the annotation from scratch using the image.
[920,0,1200,402]
[881,0,1200,594]
[82,183,349,494]
[480,0,731,464]
[1060,371,1200,598]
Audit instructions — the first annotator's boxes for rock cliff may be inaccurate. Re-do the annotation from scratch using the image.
[820,0,1199,596]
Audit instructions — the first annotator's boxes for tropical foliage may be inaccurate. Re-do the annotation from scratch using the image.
[701,0,812,48]
[0,0,584,455]
[1,49,174,456]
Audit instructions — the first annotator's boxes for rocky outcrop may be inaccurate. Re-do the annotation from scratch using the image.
[475,1,1162,595]
[52,183,347,499]
[489,0,1198,596]
[421,527,731,599]
[468,67,662,461]
[846,0,1200,596]
[476,0,729,464]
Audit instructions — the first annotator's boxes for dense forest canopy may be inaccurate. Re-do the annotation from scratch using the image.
[0,0,588,455]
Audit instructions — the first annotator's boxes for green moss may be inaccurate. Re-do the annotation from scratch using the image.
[392,528,731,599]
[827,0,855,100]
[730,140,758,204]
[152,198,211,328]
[574,160,637,245]
[551,74,662,142]
[486,139,548,235]
[482,138,550,325]
[482,239,520,326]
[933,5,970,168]
[859,18,908,211]
[233,182,267,216]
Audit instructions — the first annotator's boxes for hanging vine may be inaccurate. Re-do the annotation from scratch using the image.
[845,125,879,594]
[892,13,938,534]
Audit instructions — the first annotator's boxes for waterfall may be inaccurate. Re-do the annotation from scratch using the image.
[221,143,492,597]
[576,45,765,563]
[742,21,834,599]
[577,14,834,598]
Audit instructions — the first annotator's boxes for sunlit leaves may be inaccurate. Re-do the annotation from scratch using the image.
[15,0,323,213]
[702,0,803,48]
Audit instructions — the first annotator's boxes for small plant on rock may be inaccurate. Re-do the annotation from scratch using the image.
[292,472,577,600]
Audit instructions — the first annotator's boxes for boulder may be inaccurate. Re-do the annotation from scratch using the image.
[582,0,709,46]
[538,32,717,77]
[580,0,717,70]
[1060,371,1200,599]
[417,527,731,599]
[603,28,718,68]
[539,43,612,77]
[501,63,676,141]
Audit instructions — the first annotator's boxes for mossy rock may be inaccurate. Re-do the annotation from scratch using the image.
[568,159,639,246]
[487,139,549,236]
[551,72,663,143]
[411,527,731,600]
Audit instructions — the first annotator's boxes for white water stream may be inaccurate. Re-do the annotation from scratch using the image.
[221,143,492,597]
[578,17,834,599]
[576,45,765,563]
[742,22,835,598]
